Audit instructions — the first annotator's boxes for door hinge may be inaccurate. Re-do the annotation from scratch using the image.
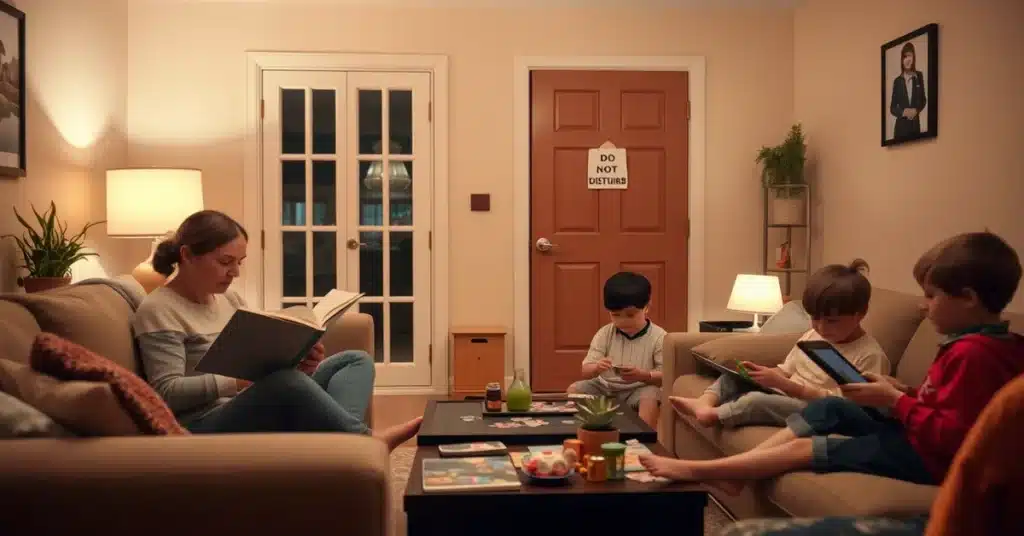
[428,230,432,250]
[428,101,432,122]
[686,100,691,121]
[428,343,433,364]
[261,230,266,250]
[260,99,265,120]
[687,219,690,239]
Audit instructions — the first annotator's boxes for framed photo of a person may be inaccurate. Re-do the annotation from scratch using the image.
[0,0,24,176]
[881,23,938,147]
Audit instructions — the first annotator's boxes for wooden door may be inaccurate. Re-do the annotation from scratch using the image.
[530,70,689,392]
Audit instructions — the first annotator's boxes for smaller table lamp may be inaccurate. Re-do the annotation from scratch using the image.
[726,274,784,332]
[106,168,204,293]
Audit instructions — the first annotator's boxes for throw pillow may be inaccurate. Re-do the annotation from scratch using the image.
[30,333,188,436]
[0,389,72,438]
[691,331,803,372]
[759,300,812,334]
[0,358,140,436]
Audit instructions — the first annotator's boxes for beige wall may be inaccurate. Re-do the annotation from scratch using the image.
[2,0,796,330]
[795,0,1024,312]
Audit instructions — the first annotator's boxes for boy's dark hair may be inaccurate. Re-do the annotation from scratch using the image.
[604,272,652,311]
[913,231,1021,314]
[802,259,872,319]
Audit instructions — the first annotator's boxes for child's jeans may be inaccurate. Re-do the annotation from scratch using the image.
[786,396,936,485]
[569,378,660,411]
[718,515,929,536]
[705,375,807,427]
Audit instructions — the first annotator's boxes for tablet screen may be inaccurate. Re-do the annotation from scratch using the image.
[809,347,867,383]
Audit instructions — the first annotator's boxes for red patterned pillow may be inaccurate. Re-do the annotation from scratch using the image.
[30,333,189,435]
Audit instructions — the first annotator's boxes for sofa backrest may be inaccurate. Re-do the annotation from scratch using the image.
[0,282,142,374]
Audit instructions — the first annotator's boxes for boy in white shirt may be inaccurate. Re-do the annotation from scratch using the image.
[568,272,666,429]
[673,259,890,428]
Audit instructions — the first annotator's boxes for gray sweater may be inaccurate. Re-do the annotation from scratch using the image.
[132,287,246,422]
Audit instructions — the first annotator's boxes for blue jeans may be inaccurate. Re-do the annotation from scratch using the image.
[187,350,374,435]
[718,516,929,536]
[785,397,935,485]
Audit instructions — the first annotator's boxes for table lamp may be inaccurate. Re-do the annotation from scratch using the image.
[106,168,204,293]
[726,274,784,332]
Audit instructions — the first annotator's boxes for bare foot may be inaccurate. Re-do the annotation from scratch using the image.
[669,396,719,426]
[639,454,744,496]
[373,416,423,451]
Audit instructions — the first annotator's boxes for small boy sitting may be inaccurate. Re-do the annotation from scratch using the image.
[568,272,666,429]
[673,259,891,428]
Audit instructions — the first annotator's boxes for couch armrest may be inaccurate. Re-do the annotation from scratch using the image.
[322,311,374,356]
[0,434,391,536]
[658,331,736,447]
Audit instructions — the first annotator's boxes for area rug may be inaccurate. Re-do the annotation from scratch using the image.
[389,447,732,535]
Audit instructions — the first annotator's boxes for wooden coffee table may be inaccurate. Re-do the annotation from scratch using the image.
[404,443,707,536]
[416,399,657,446]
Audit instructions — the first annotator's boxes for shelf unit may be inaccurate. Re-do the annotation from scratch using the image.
[762,183,811,298]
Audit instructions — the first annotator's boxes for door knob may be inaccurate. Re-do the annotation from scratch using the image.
[346,238,366,250]
[535,237,555,252]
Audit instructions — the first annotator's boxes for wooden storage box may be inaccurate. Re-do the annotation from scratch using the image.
[449,327,506,398]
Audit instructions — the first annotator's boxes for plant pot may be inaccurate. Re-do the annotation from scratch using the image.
[21,276,71,293]
[576,427,620,458]
[771,196,806,225]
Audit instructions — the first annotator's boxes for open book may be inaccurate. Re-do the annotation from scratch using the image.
[195,289,364,381]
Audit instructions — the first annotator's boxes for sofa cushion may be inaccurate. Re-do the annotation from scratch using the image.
[0,358,141,436]
[31,333,187,436]
[861,288,926,372]
[1,284,139,373]
[767,472,937,518]
[690,332,802,372]
[0,300,41,365]
[0,389,71,438]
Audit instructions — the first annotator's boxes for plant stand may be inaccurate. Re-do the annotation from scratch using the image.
[762,183,811,299]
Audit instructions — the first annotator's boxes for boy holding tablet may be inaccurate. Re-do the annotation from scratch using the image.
[673,259,890,427]
[641,231,1024,491]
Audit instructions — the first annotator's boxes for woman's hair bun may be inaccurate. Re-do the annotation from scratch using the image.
[152,239,181,276]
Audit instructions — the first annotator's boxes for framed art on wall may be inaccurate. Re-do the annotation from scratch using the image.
[881,23,938,148]
[0,0,24,177]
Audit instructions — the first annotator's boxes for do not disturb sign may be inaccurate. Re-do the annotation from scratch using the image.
[586,145,628,189]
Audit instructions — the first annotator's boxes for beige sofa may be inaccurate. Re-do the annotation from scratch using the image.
[0,279,390,536]
[658,287,1023,520]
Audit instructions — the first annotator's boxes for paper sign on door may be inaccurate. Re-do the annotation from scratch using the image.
[587,146,628,189]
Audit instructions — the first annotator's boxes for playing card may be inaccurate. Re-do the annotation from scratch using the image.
[626,472,669,483]
[561,420,576,425]
[460,415,477,422]
[523,419,547,427]
[510,417,530,422]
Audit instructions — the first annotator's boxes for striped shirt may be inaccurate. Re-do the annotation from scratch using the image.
[132,287,246,422]
[584,321,666,392]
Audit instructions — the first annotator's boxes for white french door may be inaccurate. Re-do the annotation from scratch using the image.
[261,70,433,387]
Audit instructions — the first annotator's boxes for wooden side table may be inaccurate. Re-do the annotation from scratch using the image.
[449,327,506,399]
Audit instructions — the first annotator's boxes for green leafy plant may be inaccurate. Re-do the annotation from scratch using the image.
[2,202,103,279]
[756,123,807,199]
[574,395,620,431]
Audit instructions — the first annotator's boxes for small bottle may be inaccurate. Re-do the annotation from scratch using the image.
[484,382,503,412]
[505,368,532,412]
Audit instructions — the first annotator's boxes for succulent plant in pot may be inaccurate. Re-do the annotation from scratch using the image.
[575,395,621,457]
[2,202,103,293]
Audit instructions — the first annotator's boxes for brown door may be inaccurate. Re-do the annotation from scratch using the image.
[530,70,689,392]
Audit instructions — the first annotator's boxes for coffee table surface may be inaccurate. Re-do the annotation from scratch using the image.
[404,443,707,536]
[416,399,657,446]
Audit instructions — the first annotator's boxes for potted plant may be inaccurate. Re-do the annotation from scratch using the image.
[756,123,807,225]
[575,395,621,457]
[2,202,103,293]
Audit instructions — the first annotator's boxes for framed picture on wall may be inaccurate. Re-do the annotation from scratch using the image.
[881,23,938,147]
[0,0,24,177]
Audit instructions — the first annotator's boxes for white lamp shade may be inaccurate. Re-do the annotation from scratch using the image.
[106,168,204,237]
[727,274,784,315]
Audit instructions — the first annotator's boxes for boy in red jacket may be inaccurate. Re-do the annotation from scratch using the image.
[641,231,1024,492]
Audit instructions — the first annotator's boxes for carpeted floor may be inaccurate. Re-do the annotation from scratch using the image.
[389,447,733,535]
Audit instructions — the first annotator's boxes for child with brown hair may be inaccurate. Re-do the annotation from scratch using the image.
[641,231,1024,493]
[673,259,890,428]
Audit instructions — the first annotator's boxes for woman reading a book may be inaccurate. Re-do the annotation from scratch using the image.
[132,210,421,450]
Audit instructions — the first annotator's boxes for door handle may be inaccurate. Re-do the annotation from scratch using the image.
[535,237,556,252]
[346,238,367,250]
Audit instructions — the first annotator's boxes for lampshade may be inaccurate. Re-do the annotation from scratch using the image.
[727,274,784,315]
[106,168,204,237]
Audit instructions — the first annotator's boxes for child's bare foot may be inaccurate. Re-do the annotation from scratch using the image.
[639,454,744,496]
[669,396,719,426]
[373,416,423,451]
